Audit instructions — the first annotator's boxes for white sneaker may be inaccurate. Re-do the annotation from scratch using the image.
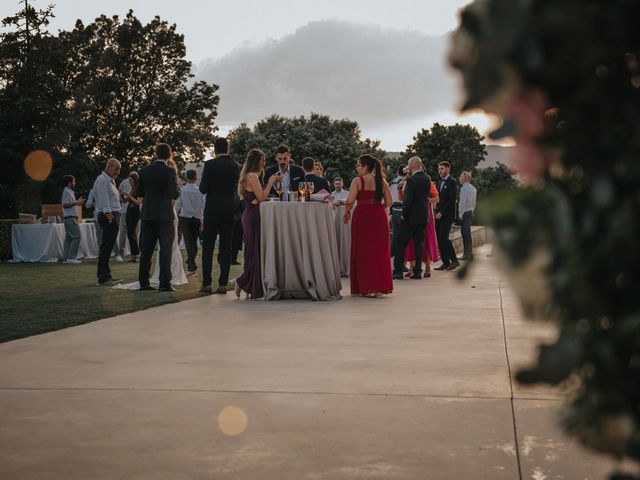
[63,259,82,264]
[114,255,124,262]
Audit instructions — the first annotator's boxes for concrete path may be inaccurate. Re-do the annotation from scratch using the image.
[0,245,615,479]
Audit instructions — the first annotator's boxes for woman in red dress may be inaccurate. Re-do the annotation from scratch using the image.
[343,154,393,297]
[403,181,440,277]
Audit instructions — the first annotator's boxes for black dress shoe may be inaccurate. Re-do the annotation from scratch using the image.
[140,285,156,291]
[409,273,423,280]
[392,273,404,280]
[159,285,178,292]
[434,264,448,271]
[446,262,460,271]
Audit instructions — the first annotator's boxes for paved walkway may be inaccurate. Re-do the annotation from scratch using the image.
[0,245,614,479]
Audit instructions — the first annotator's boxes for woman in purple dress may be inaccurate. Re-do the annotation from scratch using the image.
[234,149,281,299]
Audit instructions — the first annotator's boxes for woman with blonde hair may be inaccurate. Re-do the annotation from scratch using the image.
[233,149,280,299]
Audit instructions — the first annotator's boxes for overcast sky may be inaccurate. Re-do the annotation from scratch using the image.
[1,0,492,150]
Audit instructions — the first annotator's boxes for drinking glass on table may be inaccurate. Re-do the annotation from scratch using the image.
[274,181,283,201]
[298,183,307,202]
[306,182,315,195]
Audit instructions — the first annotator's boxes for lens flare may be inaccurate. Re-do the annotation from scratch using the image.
[217,406,248,436]
[24,150,53,181]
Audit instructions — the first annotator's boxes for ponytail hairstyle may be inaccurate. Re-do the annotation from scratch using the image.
[358,154,386,202]
[238,149,265,200]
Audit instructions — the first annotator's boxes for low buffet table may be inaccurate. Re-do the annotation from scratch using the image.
[11,223,100,262]
[260,201,342,301]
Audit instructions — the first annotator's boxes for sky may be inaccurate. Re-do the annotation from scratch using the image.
[1,0,494,151]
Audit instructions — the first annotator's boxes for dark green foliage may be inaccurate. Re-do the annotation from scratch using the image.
[400,123,487,179]
[228,114,387,184]
[0,2,219,218]
[474,162,518,195]
[451,0,640,471]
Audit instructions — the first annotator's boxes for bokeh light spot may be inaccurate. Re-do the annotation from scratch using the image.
[217,406,248,436]
[24,150,53,181]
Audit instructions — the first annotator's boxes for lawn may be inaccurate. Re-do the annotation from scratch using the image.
[0,251,243,343]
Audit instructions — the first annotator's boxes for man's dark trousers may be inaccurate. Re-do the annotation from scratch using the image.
[179,216,201,272]
[460,211,474,259]
[139,220,174,289]
[97,213,120,283]
[393,222,427,276]
[202,214,235,288]
[436,218,457,267]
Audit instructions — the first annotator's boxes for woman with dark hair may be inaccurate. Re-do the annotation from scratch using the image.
[123,171,141,261]
[342,154,393,297]
[233,149,280,299]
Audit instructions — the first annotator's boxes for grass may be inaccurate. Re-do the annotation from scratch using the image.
[0,251,243,343]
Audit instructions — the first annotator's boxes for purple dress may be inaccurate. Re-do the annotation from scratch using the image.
[236,191,263,299]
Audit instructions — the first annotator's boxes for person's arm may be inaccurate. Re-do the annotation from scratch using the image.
[175,189,183,214]
[136,172,146,200]
[429,182,439,205]
[62,190,84,209]
[199,164,210,195]
[168,169,181,200]
[458,185,468,219]
[342,178,360,224]
[86,189,95,209]
[401,176,416,220]
[248,172,278,202]
[96,176,112,215]
[383,181,392,208]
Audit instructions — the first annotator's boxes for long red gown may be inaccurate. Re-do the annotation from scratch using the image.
[349,177,393,295]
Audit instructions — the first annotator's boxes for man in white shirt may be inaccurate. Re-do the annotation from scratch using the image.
[331,177,349,203]
[92,158,123,286]
[176,169,204,275]
[61,175,85,264]
[458,171,477,261]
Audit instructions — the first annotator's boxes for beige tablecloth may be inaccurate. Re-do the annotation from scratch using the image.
[332,204,351,277]
[260,201,342,300]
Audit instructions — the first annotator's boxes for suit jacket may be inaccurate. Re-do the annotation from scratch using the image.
[303,172,331,193]
[435,175,458,222]
[402,171,430,225]
[137,160,181,222]
[264,164,305,194]
[199,155,241,217]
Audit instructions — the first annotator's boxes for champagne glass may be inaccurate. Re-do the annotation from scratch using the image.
[306,182,315,195]
[274,181,283,201]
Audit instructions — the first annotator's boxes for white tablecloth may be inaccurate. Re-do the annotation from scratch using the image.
[260,201,342,300]
[332,204,351,277]
[11,223,100,262]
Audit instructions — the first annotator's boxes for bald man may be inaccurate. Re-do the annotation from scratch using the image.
[93,158,123,286]
[392,156,431,280]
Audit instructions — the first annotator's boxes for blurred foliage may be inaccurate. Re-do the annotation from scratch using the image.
[399,123,487,179]
[450,0,640,475]
[0,2,219,217]
[228,113,387,184]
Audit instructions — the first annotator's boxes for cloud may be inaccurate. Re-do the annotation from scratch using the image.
[196,19,458,130]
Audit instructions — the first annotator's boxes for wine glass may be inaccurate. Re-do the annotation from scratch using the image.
[274,181,283,201]
[306,182,315,195]
[298,183,307,202]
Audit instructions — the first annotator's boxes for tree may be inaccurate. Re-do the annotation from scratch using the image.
[474,162,518,195]
[401,123,487,179]
[228,113,387,184]
[0,3,220,217]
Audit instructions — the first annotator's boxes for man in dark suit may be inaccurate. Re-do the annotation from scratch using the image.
[137,143,181,291]
[301,156,331,193]
[434,160,460,271]
[263,144,305,198]
[392,156,430,280]
[199,137,241,294]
